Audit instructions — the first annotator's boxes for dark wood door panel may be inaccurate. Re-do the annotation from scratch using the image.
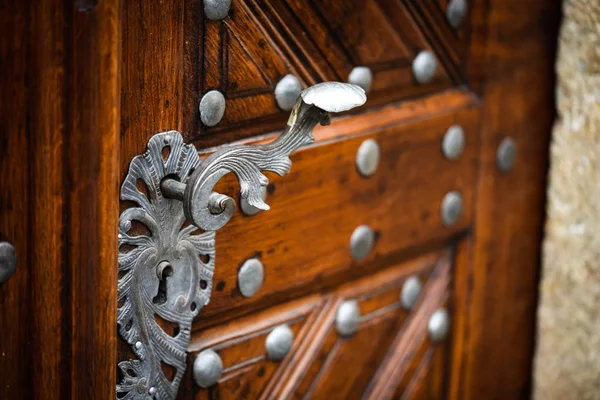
[191,101,480,326]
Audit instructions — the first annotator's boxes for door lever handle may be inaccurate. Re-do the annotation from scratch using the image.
[116,82,365,400]
[160,82,366,231]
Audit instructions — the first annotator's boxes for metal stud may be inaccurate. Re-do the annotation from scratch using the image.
[441,125,465,160]
[193,349,223,389]
[0,241,17,283]
[497,137,517,172]
[348,66,373,93]
[447,0,467,29]
[265,324,294,361]
[355,139,380,177]
[401,276,422,310]
[199,90,226,127]
[350,225,375,260]
[428,309,450,343]
[336,300,360,337]
[240,185,267,216]
[441,191,463,227]
[203,0,232,20]
[412,51,437,84]
[275,74,302,111]
[237,258,264,298]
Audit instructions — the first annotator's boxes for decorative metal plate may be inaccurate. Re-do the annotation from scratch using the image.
[116,132,215,399]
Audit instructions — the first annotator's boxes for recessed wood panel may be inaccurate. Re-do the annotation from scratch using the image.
[283,254,446,400]
[363,257,451,400]
[188,294,331,400]
[185,251,451,400]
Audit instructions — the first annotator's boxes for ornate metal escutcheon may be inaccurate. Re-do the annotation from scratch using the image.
[116,82,366,399]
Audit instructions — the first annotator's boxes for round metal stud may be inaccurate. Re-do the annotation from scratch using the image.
[193,349,223,389]
[237,258,264,298]
[441,191,463,227]
[355,139,380,177]
[203,0,232,20]
[199,90,226,127]
[265,324,294,361]
[240,185,267,216]
[401,276,422,311]
[336,300,360,337]
[447,0,467,29]
[496,137,517,172]
[275,74,302,111]
[348,66,373,93]
[441,125,465,160]
[0,241,17,283]
[350,225,375,260]
[428,309,450,343]
[412,51,437,84]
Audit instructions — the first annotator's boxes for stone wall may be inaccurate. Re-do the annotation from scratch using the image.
[534,1,600,399]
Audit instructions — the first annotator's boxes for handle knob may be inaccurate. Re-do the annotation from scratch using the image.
[161,82,366,231]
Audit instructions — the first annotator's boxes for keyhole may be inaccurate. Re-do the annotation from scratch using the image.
[153,261,173,305]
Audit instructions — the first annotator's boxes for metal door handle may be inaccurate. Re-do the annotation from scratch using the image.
[116,82,366,399]
[160,82,366,231]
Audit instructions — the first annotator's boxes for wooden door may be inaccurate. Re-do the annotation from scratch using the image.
[0,0,560,399]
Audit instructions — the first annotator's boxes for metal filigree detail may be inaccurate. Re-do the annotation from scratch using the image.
[117,82,366,399]
[117,131,215,399]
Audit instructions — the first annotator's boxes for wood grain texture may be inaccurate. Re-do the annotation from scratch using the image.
[29,0,68,398]
[120,0,185,176]
[365,255,451,399]
[453,0,561,399]
[179,0,479,146]
[0,1,31,398]
[187,294,331,400]
[183,251,450,399]
[192,100,480,327]
[1,1,121,399]
[66,1,121,398]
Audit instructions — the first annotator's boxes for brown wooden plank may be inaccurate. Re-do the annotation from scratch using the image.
[120,0,185,175]
[29,0,68,398]
[454,0,561,398]
[0,1,32,398]
[66,1,121,398]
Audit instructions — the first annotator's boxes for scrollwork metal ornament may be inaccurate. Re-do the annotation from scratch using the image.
[116,82,366,399]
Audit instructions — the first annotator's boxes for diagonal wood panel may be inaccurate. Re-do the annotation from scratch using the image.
[189,295,331,400]
[403,0,472,84]
[185,0,475,145]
